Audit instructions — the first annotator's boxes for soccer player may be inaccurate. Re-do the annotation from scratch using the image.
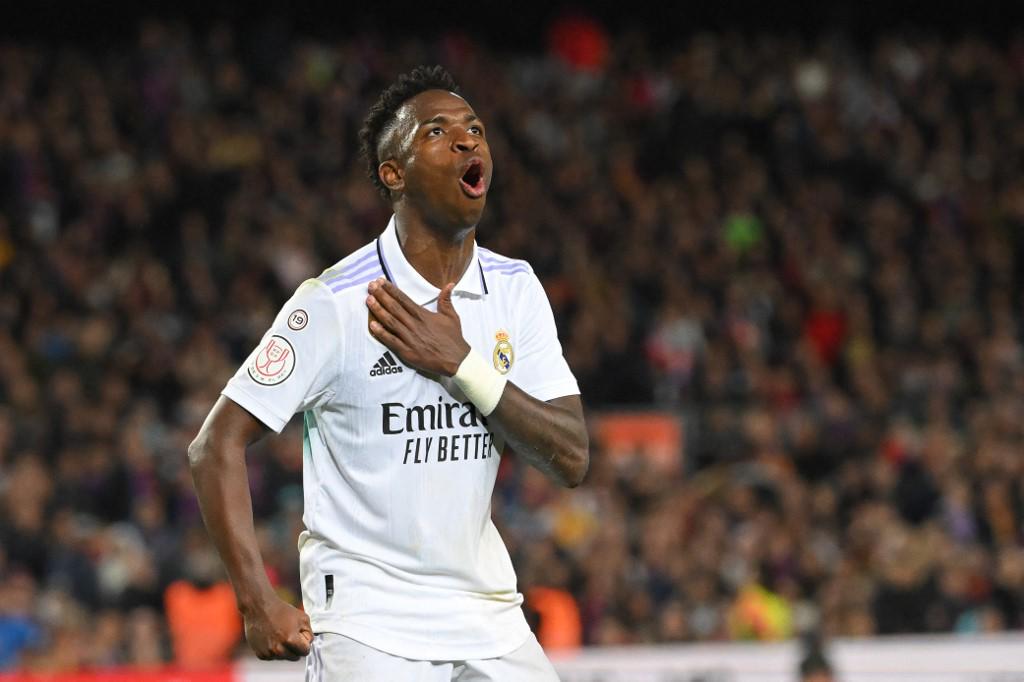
[188,65,588,681]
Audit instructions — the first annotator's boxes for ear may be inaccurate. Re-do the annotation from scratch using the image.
[379,160,404,193]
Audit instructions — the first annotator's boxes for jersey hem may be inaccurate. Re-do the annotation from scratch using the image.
[309,615,532,662]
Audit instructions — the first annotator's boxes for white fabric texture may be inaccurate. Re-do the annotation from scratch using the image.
[222,216,579,660]
[304,632,560,682]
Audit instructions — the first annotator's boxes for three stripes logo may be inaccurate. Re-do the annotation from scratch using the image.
[369,351,404,377]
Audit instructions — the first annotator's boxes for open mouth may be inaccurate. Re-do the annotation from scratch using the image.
[459,160,486,198]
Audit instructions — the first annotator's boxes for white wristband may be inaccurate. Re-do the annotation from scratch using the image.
[452,349,507,416]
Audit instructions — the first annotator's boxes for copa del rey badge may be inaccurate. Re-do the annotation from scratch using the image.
[493,329,514,375]
[248,335,296,386]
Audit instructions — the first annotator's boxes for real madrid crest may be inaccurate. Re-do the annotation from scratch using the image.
[493,329,514,374]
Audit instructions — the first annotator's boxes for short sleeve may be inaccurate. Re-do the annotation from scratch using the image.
[511,273,580,402]
[221,279,340,433]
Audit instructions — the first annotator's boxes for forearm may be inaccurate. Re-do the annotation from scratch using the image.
[188,436,274,613]
[487,386,589,487]
[363,278,588,486]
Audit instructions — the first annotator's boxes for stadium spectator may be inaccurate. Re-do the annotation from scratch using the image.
[1,19,1024,669]
[799,650,836,682]
[0,571,41,669]
[163,531,242,668]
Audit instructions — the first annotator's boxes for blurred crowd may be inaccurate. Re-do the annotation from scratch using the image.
[2,16,1024,672]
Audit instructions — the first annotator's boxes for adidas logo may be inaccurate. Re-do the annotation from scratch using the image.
[369,351,404,377]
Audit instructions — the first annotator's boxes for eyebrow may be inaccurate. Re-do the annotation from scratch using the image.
[419,113,481,128]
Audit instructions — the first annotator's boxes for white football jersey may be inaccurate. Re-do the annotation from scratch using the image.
[221,216,580,660]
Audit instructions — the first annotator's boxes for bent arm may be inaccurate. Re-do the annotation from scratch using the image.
[188,396,275,613]
[488,390,588,488]
[364,278,589,487]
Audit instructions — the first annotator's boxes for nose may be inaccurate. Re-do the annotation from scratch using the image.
[453,130,479,153]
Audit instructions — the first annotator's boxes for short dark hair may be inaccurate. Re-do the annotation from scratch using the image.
[359,65,461,199]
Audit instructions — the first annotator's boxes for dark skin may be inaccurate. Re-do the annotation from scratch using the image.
[371,89,588,488]
[188,88,588,661]
[366,277,588,488]
[188,400,311,661]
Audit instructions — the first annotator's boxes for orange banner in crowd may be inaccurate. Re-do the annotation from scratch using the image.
[593,411,684,473]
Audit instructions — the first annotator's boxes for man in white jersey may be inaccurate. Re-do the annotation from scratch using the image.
[188,65,588,680]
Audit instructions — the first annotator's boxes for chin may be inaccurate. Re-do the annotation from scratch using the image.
[450,198,487,230]
[406,190,487,233]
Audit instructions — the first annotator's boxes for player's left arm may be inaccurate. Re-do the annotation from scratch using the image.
[485,388,587,487]
[366,278,588,487]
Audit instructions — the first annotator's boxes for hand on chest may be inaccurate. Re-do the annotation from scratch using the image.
[363,295,516,386]
[346,296,516,469]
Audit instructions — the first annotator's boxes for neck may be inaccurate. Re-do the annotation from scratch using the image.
[393,204,476,290]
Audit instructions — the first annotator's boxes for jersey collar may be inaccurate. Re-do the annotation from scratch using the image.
[376,215,488,306]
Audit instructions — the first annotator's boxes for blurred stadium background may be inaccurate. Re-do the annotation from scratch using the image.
[2,2,1024,680]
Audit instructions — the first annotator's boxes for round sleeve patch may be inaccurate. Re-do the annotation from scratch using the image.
[287,309,308,331]
[248,335,296,385]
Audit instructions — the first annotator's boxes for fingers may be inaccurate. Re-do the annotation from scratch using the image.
[437,283,458,318]
[256,642,299,661]
[273,642,302,661]
[366,293,409,337]
[368,280,418,329]
[376,278,423,315]
[284,630,312,657]
[301,612,313,636]
[256,634,311,661]
[369,319,409,355]
[247,605,315,661]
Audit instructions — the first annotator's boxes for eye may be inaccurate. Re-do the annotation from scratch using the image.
[469,125,484,135]
[428,127,444,136]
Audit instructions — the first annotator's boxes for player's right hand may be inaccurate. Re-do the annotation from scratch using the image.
[243,595,313,661]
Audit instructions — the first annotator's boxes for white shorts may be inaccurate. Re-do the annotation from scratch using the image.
[304,631,560,682]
